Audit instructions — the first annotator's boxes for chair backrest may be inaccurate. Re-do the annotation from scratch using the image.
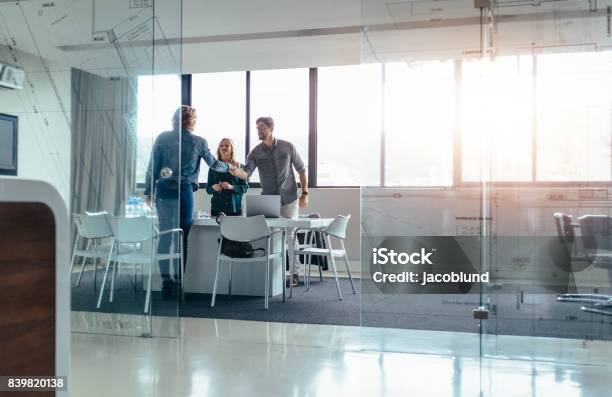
[219,215,271,242]
[74,212,113,239]
[578,215,612,262]
[105,215,155,243]
[326,214,351,239]
[553,212,575,247]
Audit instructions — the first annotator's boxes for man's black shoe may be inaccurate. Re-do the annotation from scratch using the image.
[161,279,175,301]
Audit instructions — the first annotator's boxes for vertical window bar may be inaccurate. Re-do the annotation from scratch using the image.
[308,68,318,188]
[380,63,386,187]
[532,54,538,182]
[181,74,192,106]
[453,60,462,186]
[245,71,251,159]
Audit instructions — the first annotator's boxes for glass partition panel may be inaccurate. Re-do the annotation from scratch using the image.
[0,0,185,337]
[482,186,612,367]
[361,0,612,395]
[477,34,612,379]
[361,187,484,359]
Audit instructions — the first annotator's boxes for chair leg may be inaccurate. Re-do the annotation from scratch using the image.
[211,243,222,307]
[69,234,79,276]
[144,260,152,313]
[97,242,115,309]
[265,237,270,310]
[93,256,98,291]
[228,262,233,300]
[93,241,99,291]
[289,232,296,299]
[133,257,138,294]
[75,239,91,287]
[281,230,286,302]
[110,261,118,302]
[314,232,324,282]
[306,253,312,292]
[327,236,342,301]
[341,240,356,294]
[310,232,323,282]
[180,234,185,304]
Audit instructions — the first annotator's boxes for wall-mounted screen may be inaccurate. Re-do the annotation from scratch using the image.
[0,113,17,176]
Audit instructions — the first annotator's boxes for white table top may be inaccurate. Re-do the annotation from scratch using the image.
[192,216,334,229]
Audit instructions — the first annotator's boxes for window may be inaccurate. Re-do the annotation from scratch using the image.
[462,56,533,182]
[536,52,612,181]
[191,72,247,182]
[317,64,382,186]
[384,61,455,186]
[136,74,181,183]
[249,68,309,182]
[139,53,612,189]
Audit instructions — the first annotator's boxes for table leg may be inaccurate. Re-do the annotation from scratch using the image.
[282,230,286,302]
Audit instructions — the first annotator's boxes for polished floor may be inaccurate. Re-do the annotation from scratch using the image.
[71,312,612,397]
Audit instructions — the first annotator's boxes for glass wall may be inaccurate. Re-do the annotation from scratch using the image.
[5,0,612,394]
[5,0,189,338]
[65,2,185,337]
[361,0,612,394]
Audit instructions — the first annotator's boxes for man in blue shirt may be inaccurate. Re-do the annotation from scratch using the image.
[145,106,236,297]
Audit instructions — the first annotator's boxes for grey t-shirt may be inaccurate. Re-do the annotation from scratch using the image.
[244,138,305,206]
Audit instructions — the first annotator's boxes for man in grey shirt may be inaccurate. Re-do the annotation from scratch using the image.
[232,116,308,285]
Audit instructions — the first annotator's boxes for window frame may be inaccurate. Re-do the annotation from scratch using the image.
[138,53,612,190]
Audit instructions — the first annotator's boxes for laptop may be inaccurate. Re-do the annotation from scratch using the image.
[245,195,281,218]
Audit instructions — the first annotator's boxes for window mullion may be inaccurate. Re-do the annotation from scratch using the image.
[380,63,386,187]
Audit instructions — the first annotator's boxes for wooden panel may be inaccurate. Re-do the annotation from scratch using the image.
[0,203,55,396]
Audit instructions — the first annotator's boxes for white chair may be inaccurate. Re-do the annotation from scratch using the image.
[211,215,285,310]
[293,215,356,300]
[96,215,184,313]
[70,212,114,288]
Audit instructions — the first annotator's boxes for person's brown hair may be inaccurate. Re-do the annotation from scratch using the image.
[173,105,197,131]
[256,116,274,130]
[216,138,239,165]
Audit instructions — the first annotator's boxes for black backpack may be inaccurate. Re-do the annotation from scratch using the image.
[216,213,265,258]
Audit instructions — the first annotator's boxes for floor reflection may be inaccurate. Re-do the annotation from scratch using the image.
[70,313,612,396]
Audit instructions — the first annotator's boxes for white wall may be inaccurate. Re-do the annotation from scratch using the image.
[0,46,71,206]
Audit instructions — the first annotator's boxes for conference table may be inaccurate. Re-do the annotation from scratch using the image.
[184,216,334,297]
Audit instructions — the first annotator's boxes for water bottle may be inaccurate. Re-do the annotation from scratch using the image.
[136,197,145,216]
[126,197,137,217]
